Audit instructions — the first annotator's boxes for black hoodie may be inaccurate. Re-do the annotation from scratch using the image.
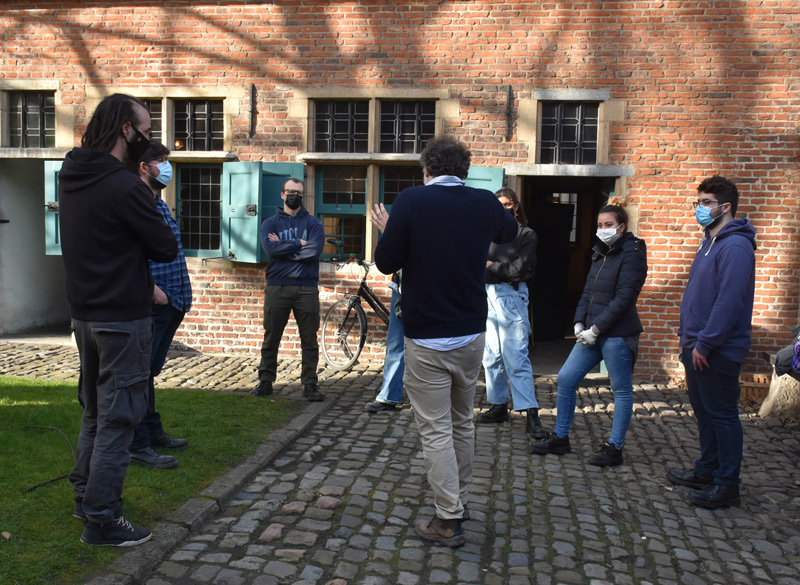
[58,148,178,322]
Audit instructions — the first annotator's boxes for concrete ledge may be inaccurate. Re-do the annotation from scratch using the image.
[169,498,220,530]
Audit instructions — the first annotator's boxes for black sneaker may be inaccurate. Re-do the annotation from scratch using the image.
[666,469,714,490]
[130,446,178,469]
[530,432,571,455]
[587,442,624,467]
[303,383,325,402]
[151,432,188,452]
[80,516,151,547]
[365,401,399,413]
[476,403,509,424]
[252,380,273,397]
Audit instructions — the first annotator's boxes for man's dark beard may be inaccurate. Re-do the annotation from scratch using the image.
[147,175,165,192]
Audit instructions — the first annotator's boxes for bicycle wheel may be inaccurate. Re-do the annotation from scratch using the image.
[321,298,367,370]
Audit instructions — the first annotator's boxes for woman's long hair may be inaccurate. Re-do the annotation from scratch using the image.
[495,187,528,226]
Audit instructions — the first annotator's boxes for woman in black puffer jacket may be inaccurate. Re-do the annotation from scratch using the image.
[530,200,648,467]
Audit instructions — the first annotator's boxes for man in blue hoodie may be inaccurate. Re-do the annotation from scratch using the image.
[668,175,757,509]
[253,178,325,401]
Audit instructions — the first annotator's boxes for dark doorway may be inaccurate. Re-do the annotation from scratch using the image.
[520,176,616,342]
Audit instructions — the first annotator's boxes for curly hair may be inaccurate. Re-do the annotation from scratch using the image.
[420,135,471,180]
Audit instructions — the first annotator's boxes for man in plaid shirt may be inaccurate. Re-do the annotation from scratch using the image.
[128,141,192,469]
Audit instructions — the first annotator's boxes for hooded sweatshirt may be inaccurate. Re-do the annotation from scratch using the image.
[260,207,325,286]
[58,148,179,322]
[679,218,757,362]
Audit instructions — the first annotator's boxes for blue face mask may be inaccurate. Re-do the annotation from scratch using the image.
[695,203,724,227]
[150,160,173,187]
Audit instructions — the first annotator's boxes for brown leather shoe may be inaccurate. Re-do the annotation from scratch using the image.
[414,515,465,548]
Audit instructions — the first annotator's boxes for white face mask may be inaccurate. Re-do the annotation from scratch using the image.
[596,226,622,245]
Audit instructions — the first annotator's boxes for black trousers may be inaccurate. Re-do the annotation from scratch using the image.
[258,285,320,385]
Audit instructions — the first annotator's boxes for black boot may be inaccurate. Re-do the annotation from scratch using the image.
[687,484,741,509]
[525,408,547,439]
[477,403,509,424]
[530,432,571,455]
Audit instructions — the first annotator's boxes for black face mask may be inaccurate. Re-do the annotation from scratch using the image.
[285,193,302,210]
[126,125,149,162]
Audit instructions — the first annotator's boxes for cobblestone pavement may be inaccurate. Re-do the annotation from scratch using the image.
[2,339,800,585]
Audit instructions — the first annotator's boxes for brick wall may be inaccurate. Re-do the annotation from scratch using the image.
[4,1,799,382]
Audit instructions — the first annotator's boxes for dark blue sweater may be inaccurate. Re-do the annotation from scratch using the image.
[375,183,518,339]
[679,219,757,362]
[261,207,324,286]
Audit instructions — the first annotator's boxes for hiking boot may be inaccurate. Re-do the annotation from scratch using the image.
[151,432,188,451]
[252,380,273,397]
[525,408,548,439]
[303,383,325,402]
[130,446,178,469]
[365,400,399,413]
[666,469,714,490]
[687,484,741,509]
[73,497,85,521]
[414,515,465,548]
[587,442,624,467]
[530,432,571,455]
[476,403,509,424]
[80,516,151,547]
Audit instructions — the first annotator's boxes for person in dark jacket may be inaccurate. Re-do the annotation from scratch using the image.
[60,94,178,547]
[477,188,547,439]
[253,178,326,402]
[667,175,756,509]
[373,135,517,548]
[531,199,647,467]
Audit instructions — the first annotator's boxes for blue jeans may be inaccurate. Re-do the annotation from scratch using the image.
[682,351,742,486]
[131,304,185,451]
[482,283,538,411]
[554,336,635,448]
[375,290,405,404]
[69,317,152,524]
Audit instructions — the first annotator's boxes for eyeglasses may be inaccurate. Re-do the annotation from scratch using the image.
[283,189,304,196]
[692,199,720,209]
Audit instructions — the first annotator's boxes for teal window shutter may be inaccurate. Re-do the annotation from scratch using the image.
[464,165,505,193]
[221,162,304,263]
[44,160,63,255]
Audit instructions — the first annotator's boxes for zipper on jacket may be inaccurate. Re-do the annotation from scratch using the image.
[587,252,608,321]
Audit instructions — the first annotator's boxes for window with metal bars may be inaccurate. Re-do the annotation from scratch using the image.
[140,99,162,143]
[379,101,435,154]
[178,164,222,252]
[381,166,424,208]
[174,99,224,151]
[314,100,369,153]
[539,102,599,165]
[316,165,367,258]
[8,91,55,148]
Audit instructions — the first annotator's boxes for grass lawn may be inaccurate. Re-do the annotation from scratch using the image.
[0,375,300,585]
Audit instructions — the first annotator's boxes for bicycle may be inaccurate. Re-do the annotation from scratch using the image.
[321,240,391,370]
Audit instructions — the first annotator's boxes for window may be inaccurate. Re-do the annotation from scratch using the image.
[381,166,424,208]
[8,91,55,148]
[316,165,367,258]
[174,99,224,151]
[380,101,435,154]
[314,100,369,153]
[310,98,437,259]
[140,99,162,143]
[540,102,599,164]
[178,164,222,253]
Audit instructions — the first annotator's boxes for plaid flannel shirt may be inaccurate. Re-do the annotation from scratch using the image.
[149,198,192,312]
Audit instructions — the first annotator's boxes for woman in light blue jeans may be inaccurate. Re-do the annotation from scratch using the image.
[530,200,647,467]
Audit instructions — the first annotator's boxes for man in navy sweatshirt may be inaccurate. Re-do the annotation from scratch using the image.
[668,175,757,509]
[373,135,517,547]
[254,178,325,402]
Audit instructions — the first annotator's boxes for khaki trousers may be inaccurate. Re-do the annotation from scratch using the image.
[404,334,484,519]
